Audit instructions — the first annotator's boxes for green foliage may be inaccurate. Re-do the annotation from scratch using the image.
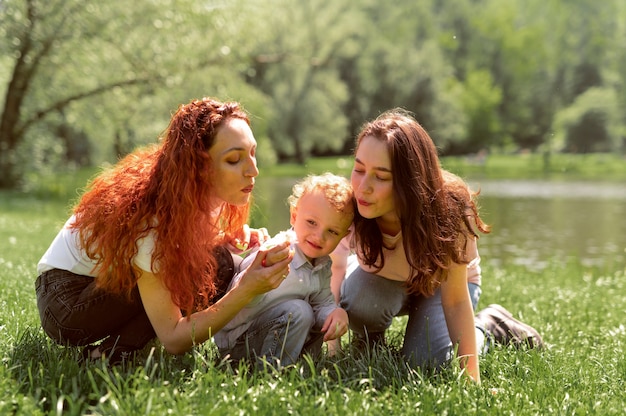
[453,69,502,153]
[235,0,358,162]
[552,87,622,153]
[2,0,626,189]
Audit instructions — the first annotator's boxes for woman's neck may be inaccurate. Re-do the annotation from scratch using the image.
[376,216,401,236]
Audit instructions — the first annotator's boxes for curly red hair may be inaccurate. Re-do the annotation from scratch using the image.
[71,98,250,313]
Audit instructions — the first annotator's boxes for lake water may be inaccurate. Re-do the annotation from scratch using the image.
[469,180,626,272]
[253,178,626,273]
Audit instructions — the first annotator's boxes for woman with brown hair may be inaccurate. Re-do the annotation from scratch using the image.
[35,97,293,363]
[332,109,543,383]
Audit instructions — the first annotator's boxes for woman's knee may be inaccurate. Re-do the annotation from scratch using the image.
[342,298,390,334]
[340,271,405,333]
[402,291,453,370]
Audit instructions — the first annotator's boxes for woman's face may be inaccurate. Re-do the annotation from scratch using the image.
[209,117,259,206]
[351,135,398,225]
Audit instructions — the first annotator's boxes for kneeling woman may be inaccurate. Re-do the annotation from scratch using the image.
[35,97,292,363]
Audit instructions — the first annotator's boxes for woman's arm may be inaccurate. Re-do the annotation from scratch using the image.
[136,242,293,355]
[441,263,480,383]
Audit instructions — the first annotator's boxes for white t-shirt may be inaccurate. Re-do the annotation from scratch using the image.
[37,215,156,276]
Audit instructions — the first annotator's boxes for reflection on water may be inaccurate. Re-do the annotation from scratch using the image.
[477,197,626,271]
[469,180,626,272]
[253,179,626,273]
[469,180,626,201]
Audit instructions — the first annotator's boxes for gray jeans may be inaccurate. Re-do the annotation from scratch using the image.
[220,299,325,369]
[340,266,485,370]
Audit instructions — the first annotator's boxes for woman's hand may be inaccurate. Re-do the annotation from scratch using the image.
[234,239,294,297]
[135,239,293,355]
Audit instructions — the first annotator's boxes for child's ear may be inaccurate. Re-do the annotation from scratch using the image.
[289,207,297,227]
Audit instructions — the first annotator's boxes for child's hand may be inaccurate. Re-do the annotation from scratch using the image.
[321,308,349,341]
[228,224,271,254]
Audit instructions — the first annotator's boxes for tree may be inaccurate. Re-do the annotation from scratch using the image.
[332,0,468,151]
[0,1,150,187]
[237,0,362,163]
[2,0,625,190]
[449,69,501,154]
[552,87,621,153]
[0,0,260,189]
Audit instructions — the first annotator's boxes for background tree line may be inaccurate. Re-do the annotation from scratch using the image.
[1,0,624,189]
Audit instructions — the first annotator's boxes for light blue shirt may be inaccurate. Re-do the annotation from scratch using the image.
[214,242,338,350]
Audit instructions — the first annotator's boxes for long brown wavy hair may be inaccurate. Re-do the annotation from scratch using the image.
[353,109,490,296]
[71,97,251,313]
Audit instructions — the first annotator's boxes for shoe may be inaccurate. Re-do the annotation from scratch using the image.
[476,304,544,349]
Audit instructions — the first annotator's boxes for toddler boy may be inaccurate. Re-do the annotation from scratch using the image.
[214,173,354,368]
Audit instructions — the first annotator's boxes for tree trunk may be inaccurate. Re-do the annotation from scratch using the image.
[0,45,33,189]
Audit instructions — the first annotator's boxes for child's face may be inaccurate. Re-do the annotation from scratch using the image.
[290,190,352,261]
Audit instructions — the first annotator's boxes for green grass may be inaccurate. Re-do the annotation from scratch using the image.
[2,155,625,414]
[440,152,626,181]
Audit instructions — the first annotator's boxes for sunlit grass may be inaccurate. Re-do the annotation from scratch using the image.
[441,152,626,181]
[1,162,625,414]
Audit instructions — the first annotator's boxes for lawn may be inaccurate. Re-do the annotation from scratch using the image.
[1,154,625,415]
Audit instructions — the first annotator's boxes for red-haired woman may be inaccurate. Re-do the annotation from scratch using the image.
[331,109,543,383]
[35,97,293,363]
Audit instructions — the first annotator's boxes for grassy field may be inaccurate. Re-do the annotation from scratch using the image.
[1,153,625,414]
